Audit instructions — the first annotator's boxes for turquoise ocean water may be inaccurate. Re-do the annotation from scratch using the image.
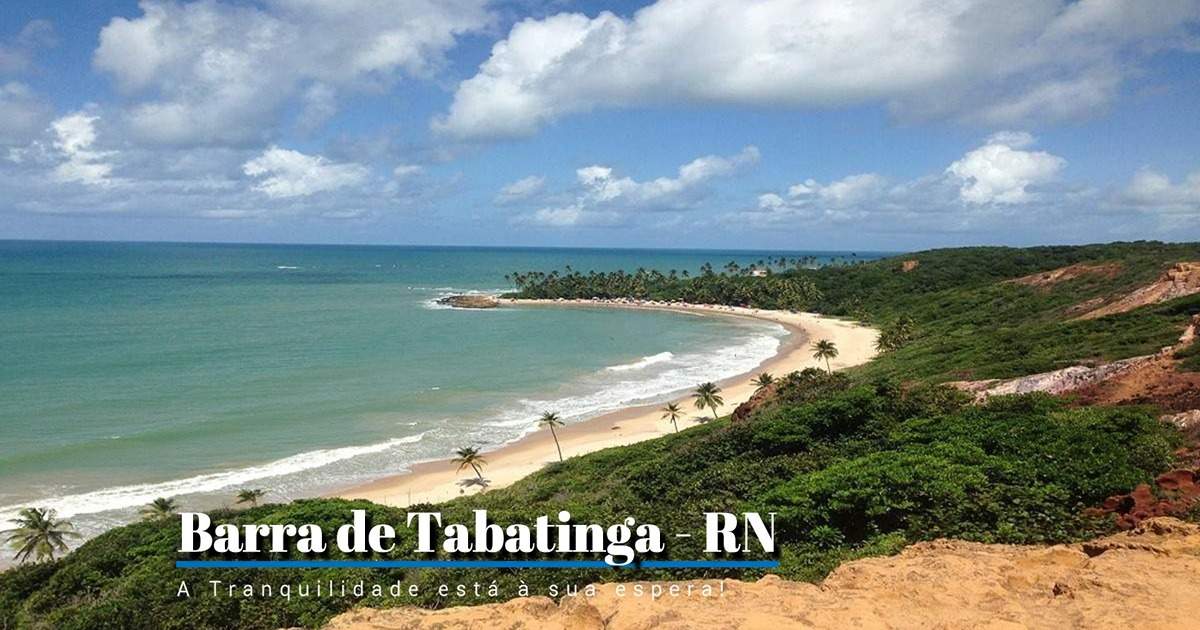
[0,241,885,544]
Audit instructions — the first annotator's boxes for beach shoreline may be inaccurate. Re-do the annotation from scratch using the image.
[337,299,878,506]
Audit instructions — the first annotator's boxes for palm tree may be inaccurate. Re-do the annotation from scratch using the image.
[813,339,839,374]
[693,382,724,421]
[141,497,179,521]
[539,411,566,462]
[2,507,79,563]
[660,402,684,433]
[452,446,487,481]
[752,372,775,391]
[236,488,266,508]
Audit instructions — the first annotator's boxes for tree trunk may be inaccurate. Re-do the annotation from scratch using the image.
[550,425,563,462]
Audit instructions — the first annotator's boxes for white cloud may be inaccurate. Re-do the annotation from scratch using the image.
[495,174,545,203]
[242,146,369,198]
[737,132,1069,230]
[945,132,1066,204]
[1119,168,1200,215]
[49,112,117,187]
[392,164,423,178]
[0,82,51,143]
[94,0,492,145]
[435,0,1200,139]
[0,20,57,75]
[517,146,758,227]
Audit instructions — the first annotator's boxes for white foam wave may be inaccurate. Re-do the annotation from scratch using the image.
[276,265,300,270]
[0,433,426,521]
[481,326,786,439]
[606,351,674,372]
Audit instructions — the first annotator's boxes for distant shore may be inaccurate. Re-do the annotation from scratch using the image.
[338,299,878,506]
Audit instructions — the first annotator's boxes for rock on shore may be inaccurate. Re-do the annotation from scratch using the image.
[437,294,500,308]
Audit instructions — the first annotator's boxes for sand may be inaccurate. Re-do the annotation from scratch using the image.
[323,517,1200,630]
[337,300,878,506]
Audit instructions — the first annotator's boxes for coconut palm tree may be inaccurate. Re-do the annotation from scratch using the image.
[452,446,487,481]
[1,507,78,563]
[141,497,179,521]
[752,372,775,391]
[813,339,839,374]
[236,488,266,508]
[539,411,566,462]
[693,382,725,421]
[660,402,684,433]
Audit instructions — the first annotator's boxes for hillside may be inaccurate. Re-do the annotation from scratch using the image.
[323,517,1200,630]
[4,241,1200,629]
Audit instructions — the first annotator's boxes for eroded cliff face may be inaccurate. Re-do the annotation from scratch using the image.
[317,518,1200,630]
[948,314,1200,413]
[1074,262,1200,320]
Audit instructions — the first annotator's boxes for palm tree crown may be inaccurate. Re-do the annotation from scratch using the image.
[813,339,839,373]
[660,402,684,432]
[752,372,775,391]
[452,446,487,480]
[539,411,566,462]
[693,382,725,420]
[2,507,79,563]
[141,497,179,521]
[236,488,266,508]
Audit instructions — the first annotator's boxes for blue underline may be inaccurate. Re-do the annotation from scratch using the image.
[175,559,779,569]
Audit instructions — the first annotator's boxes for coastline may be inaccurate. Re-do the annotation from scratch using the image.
[338,299,878,506]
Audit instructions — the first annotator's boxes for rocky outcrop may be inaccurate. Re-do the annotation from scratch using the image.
[948,355,1151,399]
[1075,262,1200,319]
[437,294,500,308]
[1163,409,1200,431]
[319,518,1200,630]
[731,382,778,422]
[1006,262,1121,288]
[1087,472,1200,530]
[900,259,919,272]
[951,313,1200,409]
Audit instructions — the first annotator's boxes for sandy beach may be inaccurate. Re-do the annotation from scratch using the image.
[339,300,878,506]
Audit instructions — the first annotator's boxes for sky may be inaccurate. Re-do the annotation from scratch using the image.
[0,0,1198,251]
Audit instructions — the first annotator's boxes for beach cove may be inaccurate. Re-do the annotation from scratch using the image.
[339,299,878,506]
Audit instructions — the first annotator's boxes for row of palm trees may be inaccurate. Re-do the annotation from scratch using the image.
[450,340,843,491]
[2,488,272,563]
[505,266,822,311]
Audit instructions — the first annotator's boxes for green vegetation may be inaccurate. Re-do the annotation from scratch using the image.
[692,382,724,420]
[1,508,78,564]
[452,447,487,482]
[1176,342,1200,373]
[660,402,684,432]
[236,489,267,508]
[538,411,565,462]
[812,339,838,373]
[140,498,179,521]
[505,265,821,310]
[5,241,1200,628]
[511,241,1200,382]
[0,379,1179,628]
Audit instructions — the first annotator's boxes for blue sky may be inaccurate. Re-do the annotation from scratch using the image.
[1,0,1198,251]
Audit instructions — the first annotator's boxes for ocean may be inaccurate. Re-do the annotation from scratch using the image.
[0,241,885,546]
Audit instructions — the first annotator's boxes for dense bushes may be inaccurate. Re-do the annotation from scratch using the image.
[1,382,1179,629]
